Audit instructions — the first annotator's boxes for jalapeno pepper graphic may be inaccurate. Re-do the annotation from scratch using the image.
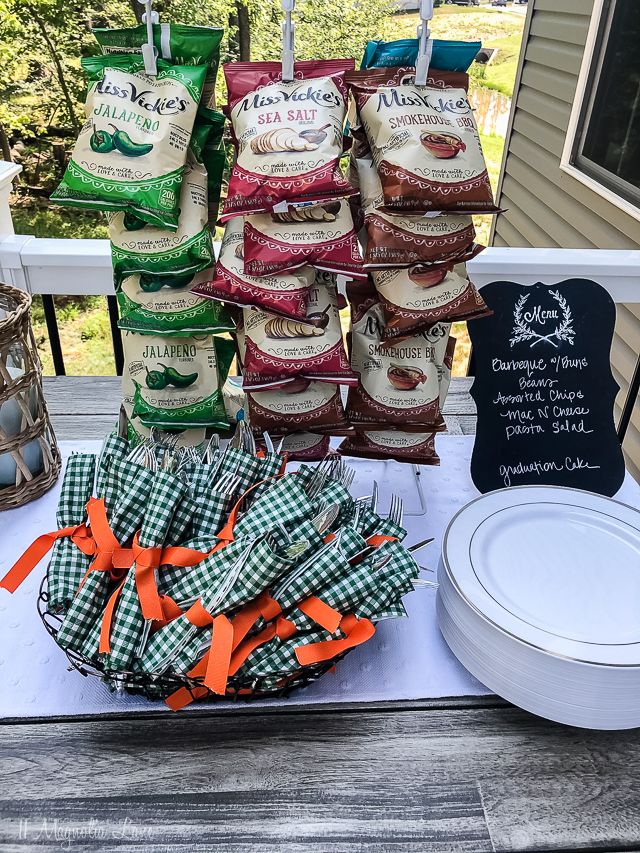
[108,124,154,158]
[89,127,115,153]
[159,364,199,388]
[145,368,167,390]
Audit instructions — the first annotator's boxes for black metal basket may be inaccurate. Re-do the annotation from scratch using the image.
[37,576,341,705]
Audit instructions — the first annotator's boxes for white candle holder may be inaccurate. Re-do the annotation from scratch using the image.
[0,283,60,509]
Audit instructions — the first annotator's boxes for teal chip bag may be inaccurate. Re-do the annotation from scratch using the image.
[109,153,213,283]
[124,331,235,429]
[93,23,224,108]
[361,38,481,72]
[51,55,206,229]
[117,267,235,336]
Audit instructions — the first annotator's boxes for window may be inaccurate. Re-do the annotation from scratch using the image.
[562,0,640,214]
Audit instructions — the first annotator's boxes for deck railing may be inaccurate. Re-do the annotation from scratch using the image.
[1,161,639,442]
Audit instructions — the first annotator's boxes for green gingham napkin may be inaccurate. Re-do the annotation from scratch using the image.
[234,626,332,685]
[96,434,129,515]
[357,506,406,542]
[46,453,97,612]
[218,446,264,494]
[251,453,284,501]
[56,461,156,652]
[91,471,188,671]
[233,476,313,540]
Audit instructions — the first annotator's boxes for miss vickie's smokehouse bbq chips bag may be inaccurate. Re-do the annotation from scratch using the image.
[192,217,316,322]
[241,277,357,391]
[346,67,498,214]
[51,55,206,229]
[372,263,491,340]
[221,60,356,219]
[346,282,448,431]
[355,156,482,269]
[243,199,365,278]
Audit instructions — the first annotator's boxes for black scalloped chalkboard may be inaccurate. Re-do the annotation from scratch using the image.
[467,279,625,496]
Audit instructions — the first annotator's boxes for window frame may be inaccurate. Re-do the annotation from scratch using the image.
[561,0,640,223]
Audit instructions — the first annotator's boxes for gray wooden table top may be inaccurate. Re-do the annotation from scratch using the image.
[2,376,639,853]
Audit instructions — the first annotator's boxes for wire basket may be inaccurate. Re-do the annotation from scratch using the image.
[0,283,61,510]
[37,575,340,704]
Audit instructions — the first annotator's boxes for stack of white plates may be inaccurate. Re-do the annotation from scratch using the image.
[437,485,640,730]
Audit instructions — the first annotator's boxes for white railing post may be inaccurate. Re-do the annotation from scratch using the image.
[0,162,21,236]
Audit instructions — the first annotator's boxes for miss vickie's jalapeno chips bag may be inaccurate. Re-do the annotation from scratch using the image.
[123,331,235,429]
[109,152,213,285]
[117,266,234,336]
[221,59,356,219]
[51,55,206,230]
[93,23,224,109]
[346,67,498,214]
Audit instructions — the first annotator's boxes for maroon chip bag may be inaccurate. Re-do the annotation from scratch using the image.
[243,199,365,278]
[247,381,351,434]
[242,275,358,390]
[192,217,315,322]
[222,59,356,220]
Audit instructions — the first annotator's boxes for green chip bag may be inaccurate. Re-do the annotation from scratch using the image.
[109,153,213,283]
[117,267,235,336]
[123,331,235,429]
[51,55,206,229]
[191,107,225,161]
[93,23,224,108]
[203,144,226,224]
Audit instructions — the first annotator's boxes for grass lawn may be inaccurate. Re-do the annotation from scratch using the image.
[383,5,525,97]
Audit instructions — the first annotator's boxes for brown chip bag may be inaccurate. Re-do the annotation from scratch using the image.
[274,432,332,462]
[356,156,481,268]
[346,282,447,430]
[247,381,351,434]
[372,264,491,339]
[242,276,357,390]
[346,67,498,214]
[243,199,365,279]
[339,430,440,465]
[192,217,316,322]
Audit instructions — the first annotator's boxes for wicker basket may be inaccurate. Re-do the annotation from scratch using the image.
[0,283,61,510]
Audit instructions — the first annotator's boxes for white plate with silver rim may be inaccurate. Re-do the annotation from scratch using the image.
[440,486,640,667]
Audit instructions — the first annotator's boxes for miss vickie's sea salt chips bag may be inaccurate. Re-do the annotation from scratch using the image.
[123,331,234,429]
[221,59,356,219]
[346,282,447,430]
[243,199,365,279]
[246,380,351,435]
[346,67,498,214]
[241,277,357,390]
[192,216,316,322]
[51,55,206,229]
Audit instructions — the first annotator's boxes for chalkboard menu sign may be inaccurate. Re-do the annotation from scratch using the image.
[468,278,625,497]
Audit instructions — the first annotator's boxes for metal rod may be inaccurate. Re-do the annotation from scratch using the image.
[107,295,124,376]
[617,352,640,444]
[41,295,65,376]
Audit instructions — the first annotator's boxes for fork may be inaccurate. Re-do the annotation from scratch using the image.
[388,494,404,528]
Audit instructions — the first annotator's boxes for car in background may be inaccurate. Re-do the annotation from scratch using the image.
[445,0,480,6]
[491,0,508,6]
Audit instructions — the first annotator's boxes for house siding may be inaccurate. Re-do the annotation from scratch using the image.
[492,0,640,481]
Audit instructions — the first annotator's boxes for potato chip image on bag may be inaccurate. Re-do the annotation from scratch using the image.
[242,279,357,390]
[192,217,316,322]
[346,67,498,214]
[221,59,356,219]
[243,199,365,278]
[356,156,481,268]
[109,153,213,285]
[346,284,447,430]
[372,264,491,339]
[51,55,206,229]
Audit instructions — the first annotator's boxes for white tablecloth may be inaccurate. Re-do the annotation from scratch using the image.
[1,436,638,719]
